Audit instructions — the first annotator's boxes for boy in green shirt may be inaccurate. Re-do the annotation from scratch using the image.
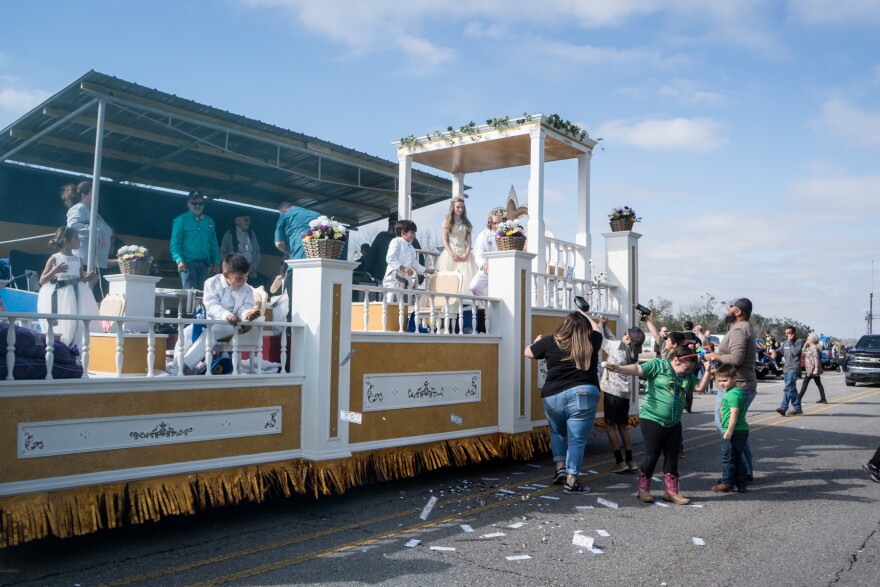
[712,364,750,493]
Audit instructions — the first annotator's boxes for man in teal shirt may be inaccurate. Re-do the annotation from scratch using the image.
[274,201,321,261]
[170,190,221,290]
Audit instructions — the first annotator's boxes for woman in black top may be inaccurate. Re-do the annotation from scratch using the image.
[525,310,602,493]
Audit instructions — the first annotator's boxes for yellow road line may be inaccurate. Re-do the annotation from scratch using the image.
[110,387,880,586]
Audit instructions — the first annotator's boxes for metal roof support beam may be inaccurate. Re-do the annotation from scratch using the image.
[115,129,223,184]
[80,87,403,184]
[0,98,97,162]
[86,98,106,273]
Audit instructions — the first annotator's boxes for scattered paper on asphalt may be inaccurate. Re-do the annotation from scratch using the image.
[531,483,549,488]
[587,469,599,475]
[481,532,506,539]
[498,489,516,494]
[652,476,661,482]
[692,537,706,547]
[419,496,438,520]
[460,524,474,532]
[541,495,560,500]
[590,547,605,554]
[526,464,542,468]
[404,539,421,548]
[508,522,526,529]
[506,555,532,561]
[597,497,618,509]
[655,502,670,508]
[339,410,362,424]
[518,486,536,491]
[450,414,463,425]
[575,505,595,510]
[596,529,610,537]
[511,471,525,475]
[687,504,704,508]
[482,477,499,481]
[430,546,456,551]
[573,533,594,548]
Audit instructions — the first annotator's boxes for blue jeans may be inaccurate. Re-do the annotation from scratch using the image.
[715,388,757,475]
[721,430,749,487]
[179,260,209,290]
[780,371,802,412]
[543,385,600,475]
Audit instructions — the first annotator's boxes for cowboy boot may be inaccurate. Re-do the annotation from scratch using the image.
[662,473,690,505]
[637,470,654,503]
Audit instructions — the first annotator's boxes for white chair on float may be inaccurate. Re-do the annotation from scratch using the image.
[417,270,462,333]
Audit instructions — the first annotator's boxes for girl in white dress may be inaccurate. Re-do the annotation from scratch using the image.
[435,196,478,296]
[37,227,100,347]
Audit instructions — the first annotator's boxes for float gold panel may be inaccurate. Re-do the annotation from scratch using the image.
[347,342,499,443]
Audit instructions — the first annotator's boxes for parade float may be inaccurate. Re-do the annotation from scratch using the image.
[0,72,642,546]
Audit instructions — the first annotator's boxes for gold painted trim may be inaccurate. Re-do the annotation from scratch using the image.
[330,283,342,438]
[519,269,526,417]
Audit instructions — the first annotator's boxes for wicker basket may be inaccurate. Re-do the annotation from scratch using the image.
[496,235,526,251]
[118,257,152,275]
[609,218,635,232]
[303,238,345,259]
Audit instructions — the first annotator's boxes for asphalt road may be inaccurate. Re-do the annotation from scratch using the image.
[2,372,878,587]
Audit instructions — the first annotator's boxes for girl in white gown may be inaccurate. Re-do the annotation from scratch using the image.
[435,196,478,295]
[37,227,100,348]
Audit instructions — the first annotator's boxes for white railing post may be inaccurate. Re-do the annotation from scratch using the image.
[44,323,55,380]
[486,250,535,434]
[146,328,155,377]
[114,328,123,377]
[5,319,15,380]
[604,230,641,330]
[287,257,357,461]
[82,322,90,378]
[175,327,185,377]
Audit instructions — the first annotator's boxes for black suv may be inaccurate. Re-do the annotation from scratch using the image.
[843,334,880,387]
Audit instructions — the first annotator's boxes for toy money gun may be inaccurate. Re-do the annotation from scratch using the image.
[634,303,652,321]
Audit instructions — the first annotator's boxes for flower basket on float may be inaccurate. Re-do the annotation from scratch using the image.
[608,206,641,232]
[117,245,152,275]
[495,220,526,251]
[302,216,347,259]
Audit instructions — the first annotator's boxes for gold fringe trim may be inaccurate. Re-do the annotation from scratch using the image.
[0,430,556,547]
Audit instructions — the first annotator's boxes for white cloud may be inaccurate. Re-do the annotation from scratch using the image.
[658,78,730,106]
[0,86,51,120]
[787,0,880,26]
[595,117,727,152]
[813,97,880,149]
[535,40,685,69]
[463,21,507,39]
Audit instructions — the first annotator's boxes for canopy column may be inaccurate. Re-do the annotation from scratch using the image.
[575,152,592,281]
[397,154,412,219]
[526,127,546,293]
[86,98,106,272]
[451,172,464,199]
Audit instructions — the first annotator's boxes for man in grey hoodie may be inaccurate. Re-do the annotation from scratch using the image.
[776,326,805,416]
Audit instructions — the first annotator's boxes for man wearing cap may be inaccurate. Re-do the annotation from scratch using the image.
[170,190,221,290]
[220,214,261,286]
[708,298,758,481]
[469,207,506,332]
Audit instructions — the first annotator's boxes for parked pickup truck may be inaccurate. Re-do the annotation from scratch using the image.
[843,334,880,387]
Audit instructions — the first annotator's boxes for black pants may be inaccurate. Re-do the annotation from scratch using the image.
[871,445,880,468]
[639,418,682,478]
[799,374,826,401]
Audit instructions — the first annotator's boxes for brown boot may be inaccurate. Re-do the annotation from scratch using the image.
[637,470,654,503]
[662,473,690,505]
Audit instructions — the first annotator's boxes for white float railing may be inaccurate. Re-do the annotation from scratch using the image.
[0,311,305,381]
[530,275,618,315]
[350,284,500,335]
[544,237,584,277]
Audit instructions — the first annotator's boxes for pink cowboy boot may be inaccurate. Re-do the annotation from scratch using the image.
[637,470,654,503]
[662,473,690,505]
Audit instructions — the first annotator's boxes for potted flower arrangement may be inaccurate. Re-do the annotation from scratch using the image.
[495,219,527,251]
[302,215,348,259]
[117,245,151,275]
[608,206,641,232]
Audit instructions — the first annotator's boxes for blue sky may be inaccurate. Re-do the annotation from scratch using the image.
[2,0,879,338]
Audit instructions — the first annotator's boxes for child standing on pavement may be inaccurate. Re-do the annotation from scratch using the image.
[605,346,712,504]
[598,316,645,474]
[712,364,750,493]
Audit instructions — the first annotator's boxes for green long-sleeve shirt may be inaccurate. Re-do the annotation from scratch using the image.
[170,212,220,265]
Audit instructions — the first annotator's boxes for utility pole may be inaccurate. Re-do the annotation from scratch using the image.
[869,292,874,334]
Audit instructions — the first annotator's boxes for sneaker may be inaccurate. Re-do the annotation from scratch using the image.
[816,399,828,404]
[863,463,880,484]
[775,408,787,416]
[787,409,803,416]
[610,462,628,474]
[735,486,748,494]
[563,480,591,494]
[746,474,754,483]
[626,460,639,472]
[711,483,732,493]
